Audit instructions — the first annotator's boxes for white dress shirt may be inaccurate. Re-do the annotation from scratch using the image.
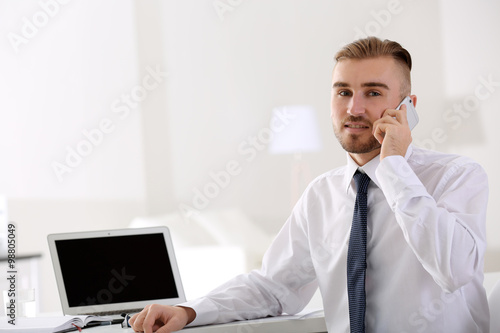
[180,145,489,332]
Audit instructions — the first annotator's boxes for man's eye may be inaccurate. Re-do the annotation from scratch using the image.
[367,91,381,96]
[338,90,351,96]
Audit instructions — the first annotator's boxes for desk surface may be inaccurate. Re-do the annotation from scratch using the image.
[86,314,327,333]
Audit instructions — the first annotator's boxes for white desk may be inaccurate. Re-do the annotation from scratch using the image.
[85,313,327,333]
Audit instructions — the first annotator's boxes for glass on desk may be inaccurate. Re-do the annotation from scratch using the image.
[3,288,36,317]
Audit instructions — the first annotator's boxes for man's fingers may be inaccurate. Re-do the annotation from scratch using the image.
[130,305,191,333]
[129,307,146,327]
[130,305,155,333]
[129,304,193,333]
[374,105,413,160]
[129,313,145,332]
[155,317,186,333]
[142,305,166,333]
[373,122,387,144]
[384,104,408,125]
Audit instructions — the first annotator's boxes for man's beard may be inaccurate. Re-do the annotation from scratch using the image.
[333,116,381,154]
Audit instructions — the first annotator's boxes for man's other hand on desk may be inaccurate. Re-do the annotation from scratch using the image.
[129,304,196,333]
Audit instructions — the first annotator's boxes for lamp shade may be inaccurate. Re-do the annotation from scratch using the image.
[268,105,323,155]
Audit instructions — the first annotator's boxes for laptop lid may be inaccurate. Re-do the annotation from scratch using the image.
[47,227,186,316]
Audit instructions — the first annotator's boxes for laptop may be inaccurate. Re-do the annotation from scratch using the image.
[47,227,186,319]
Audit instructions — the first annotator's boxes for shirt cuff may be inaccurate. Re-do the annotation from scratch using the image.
[177,297,219,327]
[375,155,428,210]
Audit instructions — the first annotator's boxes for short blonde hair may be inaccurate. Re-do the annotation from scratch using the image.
[335,37,412,97]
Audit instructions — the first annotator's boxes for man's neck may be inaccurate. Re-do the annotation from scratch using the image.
[349,149,381,166]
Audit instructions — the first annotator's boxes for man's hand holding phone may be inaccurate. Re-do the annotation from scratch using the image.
[373,96,418,160]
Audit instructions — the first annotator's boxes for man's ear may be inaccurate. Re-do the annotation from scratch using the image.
[410,95,417,107]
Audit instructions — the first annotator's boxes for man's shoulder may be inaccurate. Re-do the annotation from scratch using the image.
[311,165,347,182]
[303,165,347,193]
[409,145,484,172]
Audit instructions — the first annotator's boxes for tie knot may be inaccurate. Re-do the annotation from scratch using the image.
[353,171,371,194]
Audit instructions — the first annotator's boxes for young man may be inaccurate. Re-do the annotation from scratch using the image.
[130,37,489,333]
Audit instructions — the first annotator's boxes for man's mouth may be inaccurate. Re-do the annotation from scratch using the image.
[342,116,371,129]
[345,124,369,128]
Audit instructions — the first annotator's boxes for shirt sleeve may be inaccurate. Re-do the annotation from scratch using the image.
[178,201,319,326]
[375,155,488,293]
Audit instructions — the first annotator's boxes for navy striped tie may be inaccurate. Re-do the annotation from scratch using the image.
[347,171,371,333]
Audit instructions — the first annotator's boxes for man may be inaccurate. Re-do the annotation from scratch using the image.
[130,37,489,332]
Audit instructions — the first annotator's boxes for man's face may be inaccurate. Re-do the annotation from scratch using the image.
[330,56,404,157]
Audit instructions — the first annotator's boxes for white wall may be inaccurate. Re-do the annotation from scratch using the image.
[0,0,147,312]
[0,0,146,200]
[438,0,500,266]
[1,0,499,313]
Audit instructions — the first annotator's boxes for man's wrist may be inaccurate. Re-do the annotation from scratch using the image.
[176,305,197,324]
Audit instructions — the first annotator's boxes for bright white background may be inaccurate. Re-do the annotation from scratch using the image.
[0,0,499,313]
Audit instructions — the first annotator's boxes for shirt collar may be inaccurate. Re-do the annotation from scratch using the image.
[342,144,414,193]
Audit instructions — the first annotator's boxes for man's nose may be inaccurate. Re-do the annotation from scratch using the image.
[347,95,366,116]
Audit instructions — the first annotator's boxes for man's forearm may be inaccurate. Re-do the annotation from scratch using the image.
[376,155,488,292]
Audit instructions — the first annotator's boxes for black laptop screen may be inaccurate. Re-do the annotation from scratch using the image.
[55,233,179,307]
